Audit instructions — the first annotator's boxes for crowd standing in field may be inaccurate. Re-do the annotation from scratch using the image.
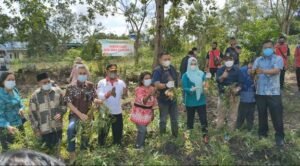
[0,36,300,164]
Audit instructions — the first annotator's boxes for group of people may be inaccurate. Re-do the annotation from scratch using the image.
[0,36,299,163]
[179,36,300,147]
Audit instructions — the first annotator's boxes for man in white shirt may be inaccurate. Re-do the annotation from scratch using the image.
[97,64,127,145]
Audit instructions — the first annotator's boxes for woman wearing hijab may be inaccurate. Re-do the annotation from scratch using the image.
[181,57,209,143]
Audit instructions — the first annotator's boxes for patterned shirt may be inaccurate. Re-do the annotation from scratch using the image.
[64,81,96,117]
[0,87,23,127]
[253,54,283,96]
[29,87,66,134]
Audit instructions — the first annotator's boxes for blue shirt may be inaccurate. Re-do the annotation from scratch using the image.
[253,55,283,96]
[0,87,23,127]
[240,66,255,103]
[152,65,178,103]
[181,73,206,107]
[216,66,244,93]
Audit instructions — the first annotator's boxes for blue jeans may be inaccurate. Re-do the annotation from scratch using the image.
[136,125,147,148]
[67,117,89,152]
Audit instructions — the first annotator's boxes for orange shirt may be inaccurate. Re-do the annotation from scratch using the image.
[275,43,289,67]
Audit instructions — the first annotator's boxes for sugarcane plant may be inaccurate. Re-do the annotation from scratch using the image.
[76,104,111,146]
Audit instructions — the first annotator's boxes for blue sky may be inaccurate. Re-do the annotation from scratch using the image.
[71,0,226,35]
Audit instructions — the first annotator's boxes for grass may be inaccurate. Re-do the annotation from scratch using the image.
[3,51,300,165]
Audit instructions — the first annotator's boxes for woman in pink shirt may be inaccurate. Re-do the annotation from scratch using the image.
[130,71,157,149]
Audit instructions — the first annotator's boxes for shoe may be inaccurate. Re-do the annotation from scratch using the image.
[203,135,209,144]
[259,135,268,140]
[224,133,230,142]
[135,144,144,150]
[276,138,284,147]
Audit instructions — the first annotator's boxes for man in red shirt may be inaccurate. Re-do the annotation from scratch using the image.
[275,36,290,89]
[206,42,223,78]
[295,42,300,91]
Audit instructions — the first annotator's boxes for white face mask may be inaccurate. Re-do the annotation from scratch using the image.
[162,60,171,67]
[4,80,16,90]
[225,60,234,68]
[190,65,197,70]
[206,72,212,79]
[143,79,152,87]
[42,83,52,91]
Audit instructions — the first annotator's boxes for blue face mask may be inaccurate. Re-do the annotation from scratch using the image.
[263,48,274,57]
[77,75,87,82]
[4,81,16,90]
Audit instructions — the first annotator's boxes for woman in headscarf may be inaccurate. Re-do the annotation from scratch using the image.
[181,57,209,143]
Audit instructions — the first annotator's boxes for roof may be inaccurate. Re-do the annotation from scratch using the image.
[0,42,28,51]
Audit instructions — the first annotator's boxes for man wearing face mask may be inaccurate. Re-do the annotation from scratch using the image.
[206,42,223,78]
[64,65,97,162]
[29,72,66,156]
[97,64,128,146]
[152,52,179,137]
[216,54,244,134]
[225,37,240,67]
[252,40,285,147]
[275,36,290,89]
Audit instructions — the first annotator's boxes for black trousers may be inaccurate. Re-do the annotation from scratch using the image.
[41,130,62,149]
[209,68,218,78]
[98,114,123,145]
[0,126,24,152]
[236,102,255,130]
[280,68,286,89]
[256,95,284,139]
[296,67,300,91]
[186,105,208,135]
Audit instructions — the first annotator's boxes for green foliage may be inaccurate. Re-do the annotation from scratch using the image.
[81,35,101,60]
[239,18,280,55]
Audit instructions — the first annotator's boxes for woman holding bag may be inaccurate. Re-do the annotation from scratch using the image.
[130,71,157,149]
[182,57,209,144]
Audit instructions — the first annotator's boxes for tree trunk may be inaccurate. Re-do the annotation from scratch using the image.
[152,0,164,69]
[281,20,290,35]
[134,33,140,65]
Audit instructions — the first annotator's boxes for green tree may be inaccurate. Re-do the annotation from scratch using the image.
[266,0,300,35]
[0,14,14,44]
[118,0,153,65]
[49,3,77,53]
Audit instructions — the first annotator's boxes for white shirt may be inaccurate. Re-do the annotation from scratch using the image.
[97,79,126,115]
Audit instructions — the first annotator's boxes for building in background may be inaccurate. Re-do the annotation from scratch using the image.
[0,42,28,60]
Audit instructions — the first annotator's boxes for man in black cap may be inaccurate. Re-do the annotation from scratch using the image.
[29,72,66,156]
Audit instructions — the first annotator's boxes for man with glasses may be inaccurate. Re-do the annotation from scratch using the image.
[252,40,285,147]
[29,72,66,156]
